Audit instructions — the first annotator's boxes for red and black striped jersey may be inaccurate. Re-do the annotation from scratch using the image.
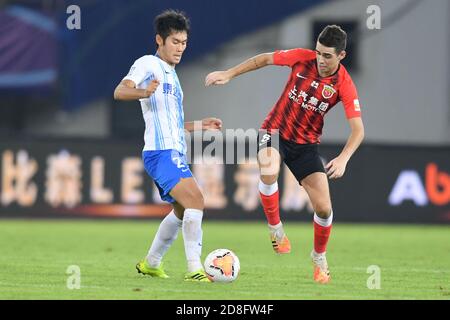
[261,48,361,144]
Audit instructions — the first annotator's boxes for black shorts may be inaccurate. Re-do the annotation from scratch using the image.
[257,131,325,184]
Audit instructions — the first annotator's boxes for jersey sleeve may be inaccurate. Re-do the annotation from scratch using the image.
[273,48,316,67]
[123,56,152,87]
[339,75,362,119]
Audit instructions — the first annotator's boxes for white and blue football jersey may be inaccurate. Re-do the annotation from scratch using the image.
[123,55,186,154]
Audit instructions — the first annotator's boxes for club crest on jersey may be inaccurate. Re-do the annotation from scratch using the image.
[322,85,336,99]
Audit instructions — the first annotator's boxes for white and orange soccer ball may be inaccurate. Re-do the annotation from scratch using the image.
[204,249,240,282]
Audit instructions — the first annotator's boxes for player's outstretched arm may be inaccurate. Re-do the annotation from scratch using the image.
[325,117,365,179]
[184,118,223,132]
[113,79,160,101]
[205,53,274,86]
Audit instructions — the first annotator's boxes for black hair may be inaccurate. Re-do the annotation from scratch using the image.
[154,9,190,46]
[317,25,347,54]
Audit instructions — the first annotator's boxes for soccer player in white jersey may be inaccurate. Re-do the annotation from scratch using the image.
[114,10,222,282]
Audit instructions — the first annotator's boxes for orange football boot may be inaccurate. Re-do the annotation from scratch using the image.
[270,232,291,254]
[311,250,331,284]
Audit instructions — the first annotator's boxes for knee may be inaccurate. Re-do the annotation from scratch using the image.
[260,174,278,185]
[197,192,205,210]
[258,150,280,177]
[314,203,332,219]
[187,189,204,211]
[259,164,280,178]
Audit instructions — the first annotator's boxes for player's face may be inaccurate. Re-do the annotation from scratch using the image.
[315,41,345,77]
[156,31,188,67]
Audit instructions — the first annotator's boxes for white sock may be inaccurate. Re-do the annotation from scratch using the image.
[258,180,278,196]
[146,210,182,268]
[268,221,284,240]
[182,208,204,272]
[313,210,333,227]
[268,221,282,230]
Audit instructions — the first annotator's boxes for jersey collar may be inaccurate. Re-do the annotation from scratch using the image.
[315,61,341,79]
[154,52,175,73]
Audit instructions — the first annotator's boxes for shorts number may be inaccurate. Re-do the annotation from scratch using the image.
[259,134,271,146]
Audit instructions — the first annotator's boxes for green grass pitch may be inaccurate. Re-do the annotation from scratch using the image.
[0,219,448,300]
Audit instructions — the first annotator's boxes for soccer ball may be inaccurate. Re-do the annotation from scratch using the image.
[204,249,240,282]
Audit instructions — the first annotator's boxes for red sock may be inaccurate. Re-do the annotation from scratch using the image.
[314,221,332,254]
[259,191,280,225]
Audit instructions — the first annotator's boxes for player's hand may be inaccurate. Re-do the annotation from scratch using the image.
[144,79,160,97]
[325,156,348,179]
[202,117,223,130]
[205,71,232,86]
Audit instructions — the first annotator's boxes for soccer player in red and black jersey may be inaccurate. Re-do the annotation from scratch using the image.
[205,25,364,284]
